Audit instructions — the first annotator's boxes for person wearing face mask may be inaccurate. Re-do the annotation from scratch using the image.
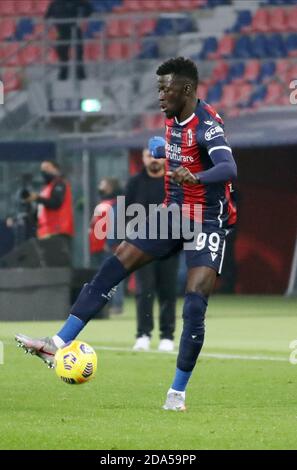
[125,146,179,353]
[26,161,74,251]
[89,177,124,315]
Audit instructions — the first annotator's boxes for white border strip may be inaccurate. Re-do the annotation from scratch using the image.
[92,345,287,362]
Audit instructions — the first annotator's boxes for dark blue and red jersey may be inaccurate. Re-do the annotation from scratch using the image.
[164,100,237,228]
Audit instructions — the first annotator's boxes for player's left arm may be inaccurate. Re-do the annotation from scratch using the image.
[194,125,237,184]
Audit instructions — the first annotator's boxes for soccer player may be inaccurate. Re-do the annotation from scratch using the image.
[16,57,237,411]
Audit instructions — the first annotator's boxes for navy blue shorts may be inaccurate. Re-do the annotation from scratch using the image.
[126,207,230,274]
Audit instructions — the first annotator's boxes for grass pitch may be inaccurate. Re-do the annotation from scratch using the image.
[0,295,296,450]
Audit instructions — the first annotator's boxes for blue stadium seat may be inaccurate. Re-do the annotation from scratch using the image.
[199,36,218,59]
[286,33,297,56]
[233,36,253,58]
[267,34,287,58]
[227,10,252,33]
[227,61,245,82]
[91,0,122,13]
[84,20,104,39]
[249,85,267,106]
[258,61,276,82]
[251,34,269,58]
[206,83,222,103]
[139,40,159,59]
[15,18,34,41]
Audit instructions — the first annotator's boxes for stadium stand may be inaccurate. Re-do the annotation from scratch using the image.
[0,0,296,125]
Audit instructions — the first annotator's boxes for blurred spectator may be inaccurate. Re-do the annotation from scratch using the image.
[46,0,93,80]
[14,173,37,245]
[89,177,124,315]
[0,217,15,258]
[125,148,179,352]
[25,160,74,260]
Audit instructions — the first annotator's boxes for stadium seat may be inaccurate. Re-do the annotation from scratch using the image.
[219,84,240,109]
[275,58,290,76]
[267,34,287,58]
[138,39,159,59]
[1,43,20,66]
[143,113,164,130]
[198,82,208,101]
[0,19,16,41]
[264,81,284,105]
[113,0,142,12]
[286,33,297,57]
[199,36,218,59]
[226,61,245,83]
[137,18,157,36]
[258,61,276,83]
[269,7,288,32]
[206,83,222,105]
[286,63,297,83]
[246,8,270,33]
[233,35,253,58]
[120,19,136,37]
[287,6,297,32]
[243,60,261,83]
[20,45,42,65]
[209,61,229,83]
[208,35,235,59]
[237,83,253,107]
[0,0,16,16]
[251,34,269,58]
[230,10,252,33]
[249,85,267,107]
[84,42,102,61]
[33,0,50,16]
[84,20,104,39]
[15,19,34,41]
[46,47,58,64]
[15,0,34,15]
[2,69,21,93]
[106,19,121,38]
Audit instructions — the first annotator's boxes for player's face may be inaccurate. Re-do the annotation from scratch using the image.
[157,74,186,119]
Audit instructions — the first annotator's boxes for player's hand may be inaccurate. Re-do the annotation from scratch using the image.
[148,136,166,159]
[24,192,39,203]
[166,167,199,185]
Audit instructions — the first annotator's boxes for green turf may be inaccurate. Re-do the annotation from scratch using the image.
[0,295,297,450]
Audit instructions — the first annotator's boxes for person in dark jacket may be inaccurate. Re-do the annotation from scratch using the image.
[46,0,93,80]
[126,148,179,352]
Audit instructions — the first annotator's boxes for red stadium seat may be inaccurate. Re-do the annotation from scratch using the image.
[219,84,240,109]
[0,19,16,41]
[1,42,20,66]
[287,6,297,32]
[106,41,124,60]
[208,36,235,59]
[269,7,288,33]
[286,63,297,83]
[209,61,229,83]
[243,60,260,83]
[276,59,290,77]
[106,19,121,38]
[197,82,208,101]
[264,81,283,105]
[137,18,157,36]
[15,0,34,15]
[120,19,136,37]
[237,83,253,104]
[33,0,50,16]
[159,0,179,11]
[20,45,42,65]
[84,42,102,62]
[115,0,142,12]
[141,1,160,11]
[46,47,58,64]
[0,0,16,16]
[2,69,21,93]
[32,22,46,39]
[244,9,270,34]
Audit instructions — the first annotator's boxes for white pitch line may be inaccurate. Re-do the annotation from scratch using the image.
[92,345,288,362]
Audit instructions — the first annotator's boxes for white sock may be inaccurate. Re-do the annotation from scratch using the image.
[168,388,186,399]
[52,335,66,348]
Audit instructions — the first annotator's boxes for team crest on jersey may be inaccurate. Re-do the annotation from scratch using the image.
[187,129,193,146]
[205,125,224,141]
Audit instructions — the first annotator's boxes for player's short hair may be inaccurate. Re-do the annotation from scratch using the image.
[156,57,199,89]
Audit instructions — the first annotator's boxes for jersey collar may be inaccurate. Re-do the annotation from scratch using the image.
[174,113,195,127]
